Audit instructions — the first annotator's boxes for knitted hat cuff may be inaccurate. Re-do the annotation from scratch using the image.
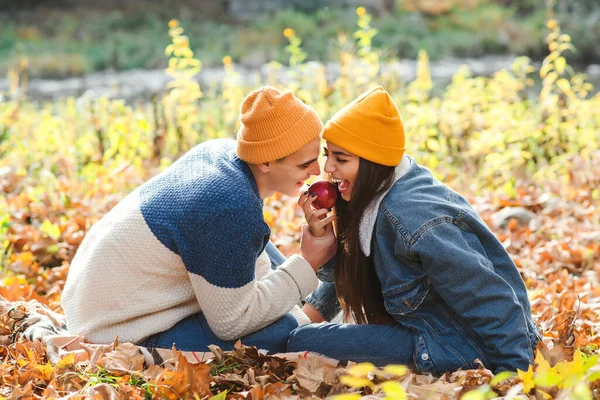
[324,120,405,166]
[237,108,322,164]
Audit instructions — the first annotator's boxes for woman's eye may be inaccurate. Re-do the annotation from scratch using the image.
[337,159,347,163]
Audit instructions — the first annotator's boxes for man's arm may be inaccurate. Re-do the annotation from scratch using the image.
[180,207,335,340]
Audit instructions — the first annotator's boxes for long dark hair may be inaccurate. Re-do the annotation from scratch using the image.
[334,158,397,325]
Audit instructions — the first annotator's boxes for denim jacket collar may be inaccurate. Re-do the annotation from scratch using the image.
[360,156,413,256]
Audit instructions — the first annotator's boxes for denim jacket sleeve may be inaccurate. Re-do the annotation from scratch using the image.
[410,222,534,372]
[316,256,336,283]
[304,281,341,321]
[304,256,341,321]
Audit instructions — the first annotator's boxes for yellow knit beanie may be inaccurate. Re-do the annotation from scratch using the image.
[236,86,323,164]
[323,86,405,166]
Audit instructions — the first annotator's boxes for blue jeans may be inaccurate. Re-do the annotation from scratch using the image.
[139,242,297,353]
[287,322,416,368]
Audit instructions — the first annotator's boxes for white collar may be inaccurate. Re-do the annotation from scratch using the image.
[359,156,412,256]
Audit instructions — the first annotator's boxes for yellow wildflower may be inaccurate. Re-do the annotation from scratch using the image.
[283,28,295,38]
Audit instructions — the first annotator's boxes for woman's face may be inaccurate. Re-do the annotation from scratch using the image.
[323,141,360,201]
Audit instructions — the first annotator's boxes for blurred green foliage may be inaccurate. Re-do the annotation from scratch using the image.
[0,1,598,79]
[1,10,597,197]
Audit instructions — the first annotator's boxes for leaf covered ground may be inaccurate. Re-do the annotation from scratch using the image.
[0,150,599,399]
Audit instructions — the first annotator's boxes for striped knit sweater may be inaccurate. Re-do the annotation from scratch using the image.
[62,139,318,344]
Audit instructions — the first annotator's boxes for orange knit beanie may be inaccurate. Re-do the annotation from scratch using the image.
[236,86,323,164]
[323,86,405,166]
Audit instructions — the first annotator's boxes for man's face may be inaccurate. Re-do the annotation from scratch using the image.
[266,137,321,197]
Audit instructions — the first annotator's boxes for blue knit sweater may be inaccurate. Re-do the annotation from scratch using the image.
[140,139,271,288]
[62,139,318,343]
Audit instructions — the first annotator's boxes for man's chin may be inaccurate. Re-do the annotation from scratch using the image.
[286,187,303,197]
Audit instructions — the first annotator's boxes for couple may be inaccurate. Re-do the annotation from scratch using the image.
[62,86,541,375]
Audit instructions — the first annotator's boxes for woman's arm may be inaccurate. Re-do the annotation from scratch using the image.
[302,303,326,323]
[411,222,533,372]
[303,281,341,323]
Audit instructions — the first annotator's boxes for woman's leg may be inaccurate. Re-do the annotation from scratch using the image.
[140,312,298,353]
[287,322,415,367]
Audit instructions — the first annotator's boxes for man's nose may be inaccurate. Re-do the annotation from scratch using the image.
[311,161,321,176]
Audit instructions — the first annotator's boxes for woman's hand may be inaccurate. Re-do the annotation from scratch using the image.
[298,190,337,238]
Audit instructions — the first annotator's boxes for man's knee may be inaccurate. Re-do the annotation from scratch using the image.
[286,322,316,351]
[277,313,299,332]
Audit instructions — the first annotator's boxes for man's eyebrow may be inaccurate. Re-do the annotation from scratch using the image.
[298,157,319,166]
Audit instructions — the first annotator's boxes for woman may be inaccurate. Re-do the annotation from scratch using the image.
[288,86,541,375]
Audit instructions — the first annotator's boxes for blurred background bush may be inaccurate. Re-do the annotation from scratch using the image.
[0,0,598,78]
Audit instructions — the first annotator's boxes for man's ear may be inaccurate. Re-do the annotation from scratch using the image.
[255,162,271,173]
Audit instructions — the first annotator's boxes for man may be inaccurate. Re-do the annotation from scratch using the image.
[62,86,337,353]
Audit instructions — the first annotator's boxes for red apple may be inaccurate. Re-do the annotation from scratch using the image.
[308,180,339,209]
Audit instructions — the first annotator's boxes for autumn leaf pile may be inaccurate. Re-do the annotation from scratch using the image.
[0,144,597,399]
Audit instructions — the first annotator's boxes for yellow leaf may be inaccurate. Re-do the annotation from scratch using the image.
[490,371,516,386]
[518,365,535,394]
[536,389,553,399]
[56,352,75,369]
[426,138,440,152]
[263,211,275,228]
[556,79,571,93]
[572,382,593,400]
[559,34,571,43]
[330,395,362,400]
[587,371,600,382]
[554,57,566,74]
[461,389,488,400]
[347,362,376,377]
[545,51,559,63]
[544,71,558,84]
[540,63,552,78]
[534,370,562,388]
[34,362,53,380]
[382,364,409,377]
[382,381,407,400]
[340,375,374,388]
[534,351,562,388]
[209,390,228,400]
[25,347,38,363]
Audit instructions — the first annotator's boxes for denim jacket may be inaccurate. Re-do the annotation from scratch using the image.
[307,156,541,375]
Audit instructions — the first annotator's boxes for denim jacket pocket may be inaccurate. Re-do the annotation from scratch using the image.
[382,276,430,316]
[413,333,440,375]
